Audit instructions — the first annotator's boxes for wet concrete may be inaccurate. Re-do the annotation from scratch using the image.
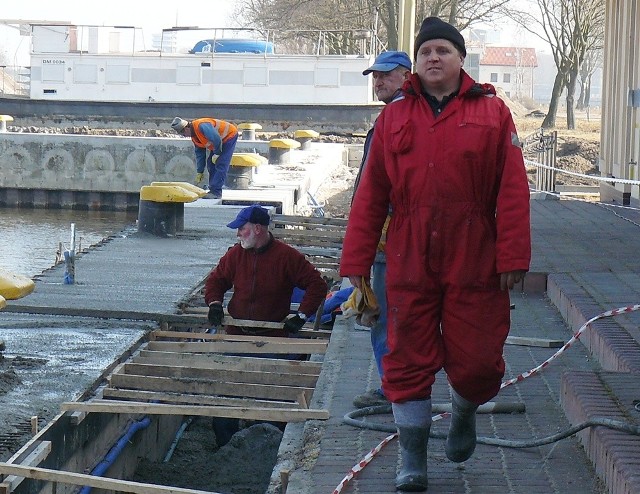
[5,205,240,316]
[0,314,151,461]
[0,202,249,464]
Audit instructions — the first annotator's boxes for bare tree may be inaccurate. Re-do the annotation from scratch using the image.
[513,0,604,129]
[235,0,512,52]
[576,48,602,111]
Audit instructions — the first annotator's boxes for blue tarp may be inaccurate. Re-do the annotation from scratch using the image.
[190,39,275,54]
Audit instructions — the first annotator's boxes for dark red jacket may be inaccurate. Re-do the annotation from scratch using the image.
[205,233,328,325]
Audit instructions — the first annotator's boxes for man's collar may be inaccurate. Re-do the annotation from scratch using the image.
[254,231,274,253]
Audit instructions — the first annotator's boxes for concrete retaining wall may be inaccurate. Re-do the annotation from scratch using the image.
[0,133,273,210]
[0,133,194,193]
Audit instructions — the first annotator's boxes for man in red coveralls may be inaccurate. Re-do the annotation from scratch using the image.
[339,17,531,492]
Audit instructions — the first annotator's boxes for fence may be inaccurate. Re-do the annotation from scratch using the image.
[523,128,557,192]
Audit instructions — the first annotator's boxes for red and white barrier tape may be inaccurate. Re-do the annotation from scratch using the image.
[331,432,397,494]
[501,303,640,389]
[525,159,640,186]
[331,303,640,493]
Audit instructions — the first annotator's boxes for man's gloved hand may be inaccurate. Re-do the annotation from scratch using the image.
[211,154,220,164]
[283,313,306,334]
[207,303,224,326]
[195,172,204,185]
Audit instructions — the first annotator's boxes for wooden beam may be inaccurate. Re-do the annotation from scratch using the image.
[102,388,301,409]
[135,350,322,375]
[505,336,564,348]
[145,339,328,355]
[0,463,219,494]
[154,327,332,340]
[157,314,283,329]
[119,362,319,388]
[272,238,343,249]
[154,317,328,336]
[297,391,308,409]
[60,400,330,421]
[288,247,342,258]
[109,373,312,402]
[272,229,345,240]
[0,441,51,493]
[272,215,348,227]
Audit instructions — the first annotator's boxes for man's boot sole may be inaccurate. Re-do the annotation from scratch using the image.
[395,474,428,492]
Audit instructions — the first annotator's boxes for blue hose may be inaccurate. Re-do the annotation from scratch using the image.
[79,416,151,494]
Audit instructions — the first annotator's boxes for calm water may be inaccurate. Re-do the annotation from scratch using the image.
[0,208,137,277]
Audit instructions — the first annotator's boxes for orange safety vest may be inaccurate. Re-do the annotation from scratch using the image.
[191,118,238,150]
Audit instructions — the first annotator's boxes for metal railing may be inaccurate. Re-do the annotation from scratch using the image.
[523,128,557,192]
[159,26,384,57]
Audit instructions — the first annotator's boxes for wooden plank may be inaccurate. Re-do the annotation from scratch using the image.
[159,314,283,330]
[272,229,345,240]
[273,227,345,237]
[60,400,330,422]
[155,316,324,334]
[271,214,348,228]
[272,215,348,227]
[145,339,328,355]
[152,328,331,340]
[297,391,308,409]
[152,328,281,338]
[272,234,344,245]
[135,350,323,375]
[272,237,343,249]
[310,262,340,269]
[102,388,301,409]
[110,373,312,402]
[1,442,51,493]
[0,463,219,494]
[290,247,342,258]
[119,362,319,388]
[505,335,564,348]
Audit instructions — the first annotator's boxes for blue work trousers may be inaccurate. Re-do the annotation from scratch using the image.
[207,134,238,196]
[371,260,389,384]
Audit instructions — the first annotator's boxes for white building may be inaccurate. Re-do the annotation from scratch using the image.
[25,24,380,105]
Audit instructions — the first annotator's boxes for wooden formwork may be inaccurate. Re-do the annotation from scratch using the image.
[270,214,347,274]
[0,325,330,494]
[62,329,330,422]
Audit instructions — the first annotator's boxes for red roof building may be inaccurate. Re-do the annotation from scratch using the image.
[478,46,538,99]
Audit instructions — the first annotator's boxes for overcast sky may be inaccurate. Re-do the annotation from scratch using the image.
[0,0,239,64]
[0,0,237,31]
[0,1,548,67]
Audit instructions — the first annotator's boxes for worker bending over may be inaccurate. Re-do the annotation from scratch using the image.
[171,116,238,199]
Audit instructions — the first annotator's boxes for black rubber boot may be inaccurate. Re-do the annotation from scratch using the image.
[395,425,430,492]
[445,389,478,462]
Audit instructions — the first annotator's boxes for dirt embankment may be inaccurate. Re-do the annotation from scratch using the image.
[516,114,601,187]
[313,115,602,218]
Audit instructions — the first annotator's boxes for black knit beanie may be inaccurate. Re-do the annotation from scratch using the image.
[414,17,466,60]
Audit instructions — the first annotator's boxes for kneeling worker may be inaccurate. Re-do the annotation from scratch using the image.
[204,204,328,336]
